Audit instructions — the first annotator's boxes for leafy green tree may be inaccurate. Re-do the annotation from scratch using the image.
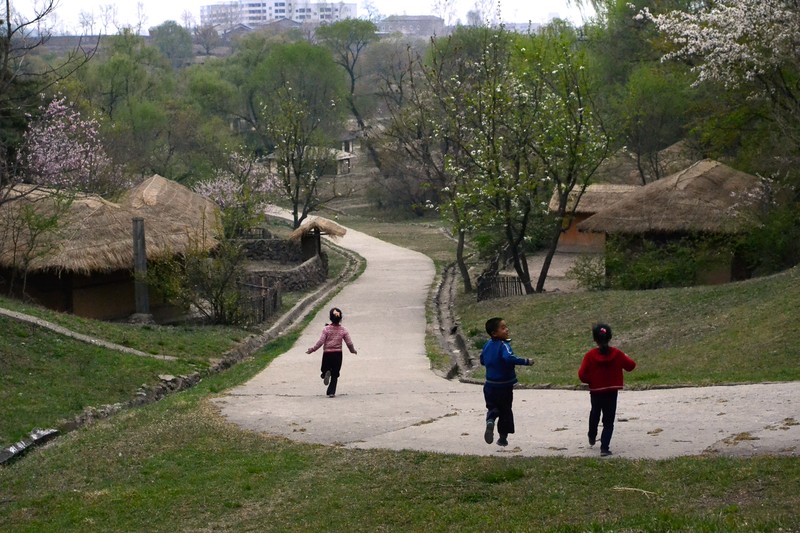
[612,64,692,183]
[522,23,610,292]
[424,27,546,294]
[256,42,347,227]
[380,38,475,291]
[149,20,193,69]
[315,19,377,129]
[316,19,382,169]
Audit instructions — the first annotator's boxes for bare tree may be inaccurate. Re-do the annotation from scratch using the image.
[433,0,458,26]
[99,4,118,34]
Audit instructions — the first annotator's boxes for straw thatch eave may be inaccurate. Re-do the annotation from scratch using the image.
[0,176,221,275]
[548,184,640,215]
[288,217,347,242]
[577,160,763,235]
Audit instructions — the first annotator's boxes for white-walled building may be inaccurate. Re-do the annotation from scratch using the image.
[200,1,357,27]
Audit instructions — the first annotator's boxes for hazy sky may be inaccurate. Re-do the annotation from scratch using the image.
[14,0,593,34]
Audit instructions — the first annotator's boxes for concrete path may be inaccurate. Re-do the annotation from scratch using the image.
[213,225,800,459]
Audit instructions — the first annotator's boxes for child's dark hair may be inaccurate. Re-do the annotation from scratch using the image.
[485,317,503,337]
[329,307,343,324]
[592,323,612,355]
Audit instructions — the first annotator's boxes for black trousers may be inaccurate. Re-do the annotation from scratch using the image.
[588,390,618,451]
[320,351,343,395]
[484,384,515,436]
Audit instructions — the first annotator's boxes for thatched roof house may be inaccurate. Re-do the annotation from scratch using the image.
[548,184,640,215]
[0,175,219,275]
[119,174,221,262]
[0,176,221,319]
[548,184,639,252]
[577,160,762,236]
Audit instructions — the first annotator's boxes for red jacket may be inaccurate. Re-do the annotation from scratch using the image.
[578,346,636,393]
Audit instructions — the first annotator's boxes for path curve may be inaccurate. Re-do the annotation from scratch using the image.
[213,225,800,459]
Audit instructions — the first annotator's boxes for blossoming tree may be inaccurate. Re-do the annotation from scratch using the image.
[21,95,122,197]
[637,0,800,146]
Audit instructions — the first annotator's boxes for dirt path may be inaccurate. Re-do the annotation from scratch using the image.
[213,223,800,459]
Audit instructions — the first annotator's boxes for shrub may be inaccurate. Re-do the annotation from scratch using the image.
[565,254,606,291]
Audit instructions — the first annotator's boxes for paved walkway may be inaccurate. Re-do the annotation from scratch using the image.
[213,224,800,459]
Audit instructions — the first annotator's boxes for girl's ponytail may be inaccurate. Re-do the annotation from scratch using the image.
[592,323,612,355]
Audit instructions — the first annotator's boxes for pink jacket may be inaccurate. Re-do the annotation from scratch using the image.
[308,324,356,354]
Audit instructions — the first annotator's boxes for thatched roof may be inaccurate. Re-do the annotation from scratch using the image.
[577,160,763,235]
[288,217,347,242]
[0,176,221,274]
[593,141,701,186]
[548,184,639,215]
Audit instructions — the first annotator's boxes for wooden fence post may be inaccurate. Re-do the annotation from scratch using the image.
[132,217,150,315]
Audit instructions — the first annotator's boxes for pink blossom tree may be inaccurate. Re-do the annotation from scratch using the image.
[194,151,279,238]
[20,95,125,197]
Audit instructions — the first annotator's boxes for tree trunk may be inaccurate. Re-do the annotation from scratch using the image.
[456,229,473,293]
[535,221,563,293]
[348,95,384,173]
[506,226,534,294]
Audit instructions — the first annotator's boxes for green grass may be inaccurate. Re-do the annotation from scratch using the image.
[337,214,461,266]
[459,266,800,387]
[0,317,201,444]
[1,338,798,532]
[0,295,247,361]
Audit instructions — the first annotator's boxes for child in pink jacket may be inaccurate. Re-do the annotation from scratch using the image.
[307,307,357,397]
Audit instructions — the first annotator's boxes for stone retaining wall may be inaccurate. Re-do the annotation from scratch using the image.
[245,253,328,292]
[239,238,303,263]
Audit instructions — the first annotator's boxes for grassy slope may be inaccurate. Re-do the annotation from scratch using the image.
[1,338,798,532]
[459,265,800,387]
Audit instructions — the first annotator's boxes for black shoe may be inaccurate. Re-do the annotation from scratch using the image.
[588,434,596,447]
[484,419,495,444]
[600,449,612,457]
[497,435,508,447]
[323,370,331,386]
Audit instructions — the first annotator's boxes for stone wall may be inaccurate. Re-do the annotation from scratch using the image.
[239,238,303,263]
[245,253,328,292]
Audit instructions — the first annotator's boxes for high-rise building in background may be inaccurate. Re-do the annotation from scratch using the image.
[200,1,357,27]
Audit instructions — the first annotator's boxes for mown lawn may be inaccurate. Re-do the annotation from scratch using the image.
[459,266,800,387]
[1,337,798,532]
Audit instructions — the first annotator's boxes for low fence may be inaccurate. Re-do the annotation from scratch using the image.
[238,279,282,325]
[476,274,525,301]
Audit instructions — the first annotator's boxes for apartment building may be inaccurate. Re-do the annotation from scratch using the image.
[200,1,357,27]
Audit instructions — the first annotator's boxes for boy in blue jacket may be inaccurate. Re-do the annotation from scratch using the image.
[480,317,534,446]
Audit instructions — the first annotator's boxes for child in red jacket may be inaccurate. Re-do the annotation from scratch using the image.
[578,323,636,456]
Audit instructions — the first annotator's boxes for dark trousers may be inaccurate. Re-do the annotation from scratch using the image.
[484,384,515,436]
[320,351,343,395]
[588,390,618,451]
